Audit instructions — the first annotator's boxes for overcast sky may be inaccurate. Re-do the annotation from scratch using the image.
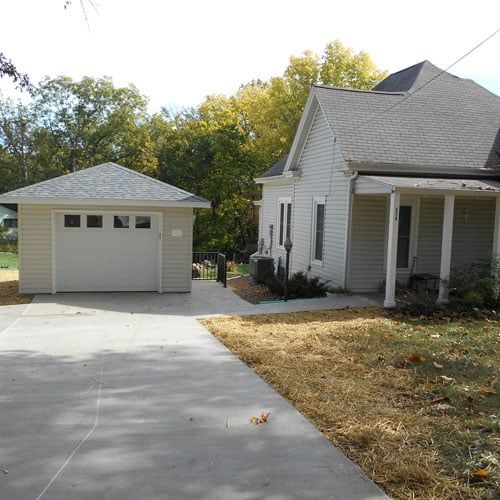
[1,0,499,111]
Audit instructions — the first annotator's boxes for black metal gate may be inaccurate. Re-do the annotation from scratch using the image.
[192,251,227,287]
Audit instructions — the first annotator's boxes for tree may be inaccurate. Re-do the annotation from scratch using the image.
[0,53,34,94]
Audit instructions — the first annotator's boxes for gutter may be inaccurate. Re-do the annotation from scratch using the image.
[343,171,358,289]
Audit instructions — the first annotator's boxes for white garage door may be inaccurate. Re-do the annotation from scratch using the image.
[54,212,160,292]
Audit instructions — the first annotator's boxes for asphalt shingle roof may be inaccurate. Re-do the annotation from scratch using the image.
[260,155,288,178]
[0,162,210,206]
[312,61,500,171]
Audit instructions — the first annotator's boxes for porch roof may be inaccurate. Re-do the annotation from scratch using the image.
[355,175,500,196]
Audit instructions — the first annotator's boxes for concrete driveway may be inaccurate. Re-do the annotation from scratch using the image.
[0,284,386,499]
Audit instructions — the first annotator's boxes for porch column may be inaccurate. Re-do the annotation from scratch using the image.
[493,196,500,278]
[384,191,400,307]
[438,194,455,303]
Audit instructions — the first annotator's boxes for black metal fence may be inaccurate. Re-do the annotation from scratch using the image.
[192,251,227,287]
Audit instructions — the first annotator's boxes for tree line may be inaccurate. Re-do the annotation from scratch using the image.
[0,41,386,257]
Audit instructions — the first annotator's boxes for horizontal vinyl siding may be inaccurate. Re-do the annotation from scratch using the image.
[19,204,193,294]
[451,198,495,268]
[348,195,387,292]
[290,108,348,286]
[162,207,193,292]
[260,184,293,266]
[19,205,52,294]
[417,197,444,275]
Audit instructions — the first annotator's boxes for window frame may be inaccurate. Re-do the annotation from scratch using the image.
[86,214,103,229]
[310,196,326,266]
[113,215,130,229]
[64,214,81,229]
[2,218,18,229]
[383,197,420,272]
[276,196,292,249]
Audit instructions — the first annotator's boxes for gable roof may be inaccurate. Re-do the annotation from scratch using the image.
[284,61,500,176]
[372,60,441,92]
[0,162,210,207]
[260,155,288,178]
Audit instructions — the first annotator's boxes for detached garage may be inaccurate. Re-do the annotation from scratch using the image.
[0,162,210,294]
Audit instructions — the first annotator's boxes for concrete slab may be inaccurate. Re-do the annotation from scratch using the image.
[0,287,387,499]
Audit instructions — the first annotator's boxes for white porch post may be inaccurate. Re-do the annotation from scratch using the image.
[384,191,400,307]
[438,194,455,303]
[493,196,500,278]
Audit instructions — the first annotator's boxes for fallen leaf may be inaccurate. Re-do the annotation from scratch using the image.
[250,412,271,425]
[433,362,444,369]
[472,469,491,479]
[406,353,426,363]
[440,375,455,385]
[478,387,496,395]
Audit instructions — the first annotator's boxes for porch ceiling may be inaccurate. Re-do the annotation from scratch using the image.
[355,175,500,196]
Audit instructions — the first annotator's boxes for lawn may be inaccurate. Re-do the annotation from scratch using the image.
[227,262,250,278]
[202,308,499,499]
[0,252,18,270]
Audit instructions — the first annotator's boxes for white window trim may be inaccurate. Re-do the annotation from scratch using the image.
[310,196,326,266]
[383,196,420,272]
[276,197,292,249]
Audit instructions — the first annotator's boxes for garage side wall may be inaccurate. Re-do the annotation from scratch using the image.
[18,204,193,294]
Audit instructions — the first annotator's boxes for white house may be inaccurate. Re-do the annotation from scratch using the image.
[0,162,210,294]
[254,61,500,307]
[0,204,18,240]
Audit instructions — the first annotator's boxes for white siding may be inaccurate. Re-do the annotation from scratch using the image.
[417,197,444,275]
[348,195,387,292]
[347,195,497,292]
[451,197,495,268]
[18,204,193,294]
[259,183,293,266]
[291,109,348,285]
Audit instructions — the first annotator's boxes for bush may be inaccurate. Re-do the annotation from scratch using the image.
[400,290,446,317]
[448,259,500,309]
[266,271,327,299]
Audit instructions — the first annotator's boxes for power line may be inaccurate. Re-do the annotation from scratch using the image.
[346,26,500,134]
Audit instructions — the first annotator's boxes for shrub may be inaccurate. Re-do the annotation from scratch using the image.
[400,290,446,317]
[448,259,500,309]
[266,271,328,299]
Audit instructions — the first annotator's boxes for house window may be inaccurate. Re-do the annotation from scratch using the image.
[312,198,325,263]
[135,216,151,229]
[86,215,103,228]
[397,206,412,268]
[114,215,129,228]
[64,214,80,228]
[3,218,17,229]
[277,198,292,247]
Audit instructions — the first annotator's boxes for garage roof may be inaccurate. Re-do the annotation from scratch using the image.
[0,162,211,207]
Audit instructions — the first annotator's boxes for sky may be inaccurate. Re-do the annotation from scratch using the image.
[1,0,499,112]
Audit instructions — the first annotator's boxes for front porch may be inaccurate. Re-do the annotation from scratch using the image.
[350,175,500,307]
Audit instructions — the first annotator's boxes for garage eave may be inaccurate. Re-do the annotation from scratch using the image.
[0,196,211,208]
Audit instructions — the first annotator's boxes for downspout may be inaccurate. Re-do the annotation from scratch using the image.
[343,171,358,290]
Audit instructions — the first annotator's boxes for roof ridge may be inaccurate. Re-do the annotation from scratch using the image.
[107,162,207,202]
[312,84,405,96]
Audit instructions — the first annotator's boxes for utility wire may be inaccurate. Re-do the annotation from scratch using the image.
[345,26,500,134]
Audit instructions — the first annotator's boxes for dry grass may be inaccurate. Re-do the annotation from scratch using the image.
[0,269,33,306]
[202,308,499,499]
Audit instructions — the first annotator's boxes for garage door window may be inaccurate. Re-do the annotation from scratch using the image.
[87,215,103,228]
[114,215,129,228]
[64,214,80,228]
[135,216,151,229]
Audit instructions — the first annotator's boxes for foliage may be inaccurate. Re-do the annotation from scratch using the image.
[448,259,500,309]
[0,252,18,269]
[0,52,34,94]
[266,271,327,299]
[0,41,386,255]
